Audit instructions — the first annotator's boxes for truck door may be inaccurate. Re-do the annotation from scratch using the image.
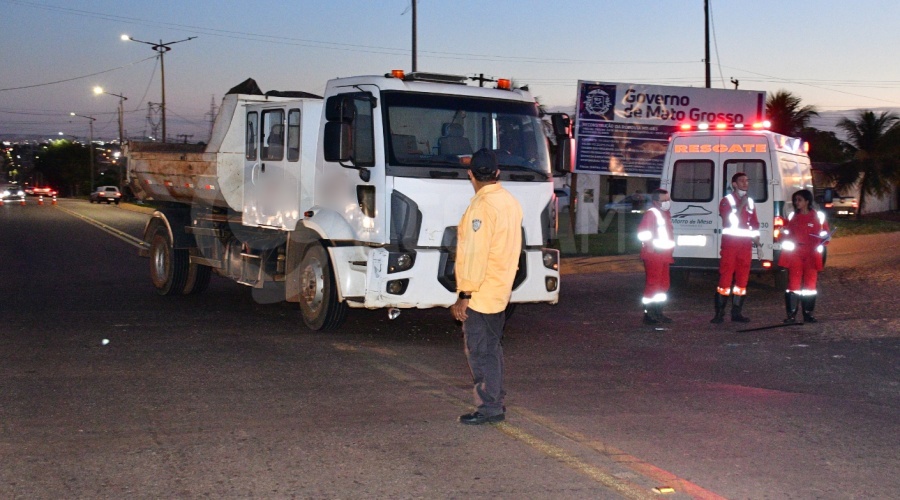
[669,135,721,263]
[244,108,287,227]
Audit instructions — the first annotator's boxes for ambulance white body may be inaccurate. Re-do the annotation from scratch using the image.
[659,126,813,285]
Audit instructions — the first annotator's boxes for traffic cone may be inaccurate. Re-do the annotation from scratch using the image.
[38,196,44,205]
[0,199,4,206]
[52,196,58,205]
[20,198,26,205]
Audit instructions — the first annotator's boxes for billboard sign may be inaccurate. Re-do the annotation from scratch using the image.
[574,81,765,176]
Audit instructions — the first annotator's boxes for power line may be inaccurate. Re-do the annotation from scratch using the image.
[0,55,156,92]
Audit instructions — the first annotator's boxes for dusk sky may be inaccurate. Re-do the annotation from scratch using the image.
[2,0,899,141]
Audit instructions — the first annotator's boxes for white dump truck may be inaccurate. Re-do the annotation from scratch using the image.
[127,71,567,330]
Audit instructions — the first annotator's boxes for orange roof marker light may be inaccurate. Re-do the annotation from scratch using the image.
[389,69,405,79]
[679,123,692,131]
[497,79,511,90]
[715,122,728,130]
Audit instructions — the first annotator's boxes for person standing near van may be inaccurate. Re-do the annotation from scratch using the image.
[637,189,675,324]
[711,172,760,324]
[451,149,523,425]
[777,189,830,323]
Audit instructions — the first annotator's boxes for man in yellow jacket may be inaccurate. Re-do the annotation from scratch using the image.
[451,148,523,425]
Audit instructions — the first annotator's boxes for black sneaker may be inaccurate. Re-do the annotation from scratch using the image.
[459,411,505,425]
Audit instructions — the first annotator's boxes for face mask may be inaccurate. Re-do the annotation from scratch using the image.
[660,201,671,211]
[736,189,747,197]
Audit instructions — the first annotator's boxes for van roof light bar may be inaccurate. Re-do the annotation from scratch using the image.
[678,120,771,131]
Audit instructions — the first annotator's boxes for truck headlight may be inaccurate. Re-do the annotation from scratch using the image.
[542,248,559,270]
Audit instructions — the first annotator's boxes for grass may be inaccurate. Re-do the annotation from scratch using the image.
[553,210,900,257]
[830,216,900,237]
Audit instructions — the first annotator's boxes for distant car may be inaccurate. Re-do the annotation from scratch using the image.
[826,196,857,218]
[1,184,26,202]
[90,186,122,204]
[604,194,652,213]
[27,186,57,197]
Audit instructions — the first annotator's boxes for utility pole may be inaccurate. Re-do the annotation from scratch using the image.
[411,0,417,72]
[206,95,217,142]
[70,113,96,193]
[122,35,197,143]
[468,74,496,87]
[704,0,711,88]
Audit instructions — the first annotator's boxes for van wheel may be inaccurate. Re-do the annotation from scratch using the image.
[298,243,347,331]
[149,227,189,296]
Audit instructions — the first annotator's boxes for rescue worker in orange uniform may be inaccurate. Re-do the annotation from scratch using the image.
[777,189,830,323]
[711,172,761,324]
[637,189,675,324]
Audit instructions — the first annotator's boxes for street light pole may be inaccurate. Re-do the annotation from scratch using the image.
[121,34,196,143]
[70,113,96,193]
[94,87,128,186]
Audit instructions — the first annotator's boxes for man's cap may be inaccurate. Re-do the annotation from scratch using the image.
[469,148,499,177]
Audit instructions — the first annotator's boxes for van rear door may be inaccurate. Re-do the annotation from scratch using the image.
[667,134,722,267]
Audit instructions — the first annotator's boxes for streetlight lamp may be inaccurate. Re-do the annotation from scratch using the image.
[93,86,128,187]
[121,34,196,143]
[70,113,96,193]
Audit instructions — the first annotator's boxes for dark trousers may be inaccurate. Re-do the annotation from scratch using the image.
[463,309,506,416]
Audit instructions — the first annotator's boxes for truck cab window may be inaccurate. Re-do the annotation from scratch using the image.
[245,112,258,161]
[287,109,301,162]
[381,91,550,179]
[671,160,714,202]
[261,109,285,161]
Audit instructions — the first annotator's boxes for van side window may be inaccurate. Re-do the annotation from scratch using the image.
[287,108,301,162]
[245,112,258,161]
[724,160,767,202]
[671,160,714,202]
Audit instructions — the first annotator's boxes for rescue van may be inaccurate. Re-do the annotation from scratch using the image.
[659,123,813,287]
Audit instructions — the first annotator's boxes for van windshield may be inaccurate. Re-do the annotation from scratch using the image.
[382,91,551,180]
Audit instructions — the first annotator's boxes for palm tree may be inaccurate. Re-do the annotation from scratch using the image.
[834,110,900,219]
[766,90,819,137]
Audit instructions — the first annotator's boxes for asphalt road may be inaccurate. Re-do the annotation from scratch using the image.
[1,198,898,499]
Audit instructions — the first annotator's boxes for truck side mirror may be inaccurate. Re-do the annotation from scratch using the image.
[549,113,573,174]
[554,137,574,175]
[550,113,571,137]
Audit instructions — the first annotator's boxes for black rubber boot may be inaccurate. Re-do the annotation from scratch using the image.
[654,303,673,323]
[710,293,727,324]
[731,295,751,323]
[643,306,659,325]
[802,295,818,323]
[783,292,800,323]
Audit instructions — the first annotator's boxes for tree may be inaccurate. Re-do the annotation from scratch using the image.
[833,110,900,219]
[33,140,92,197]
[799,127,848,164]
[766,90,819,137]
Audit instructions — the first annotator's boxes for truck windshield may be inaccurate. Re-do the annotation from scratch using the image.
[382,91,551,180]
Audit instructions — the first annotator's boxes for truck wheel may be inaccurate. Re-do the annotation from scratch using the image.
[149,227,189,296]
[298,243,347,331]
[182,263,212,295]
